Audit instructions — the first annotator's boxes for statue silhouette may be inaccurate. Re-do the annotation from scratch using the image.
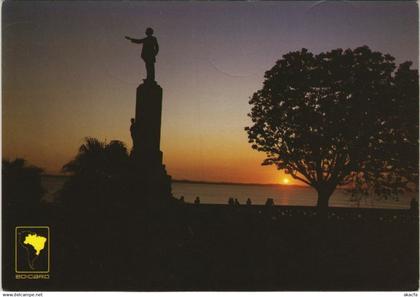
[125,27,159,81]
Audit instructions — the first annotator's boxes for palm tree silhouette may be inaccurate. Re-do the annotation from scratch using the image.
[61,137,131,209]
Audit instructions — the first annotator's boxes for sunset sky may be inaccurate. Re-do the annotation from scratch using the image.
[3,1,418,184]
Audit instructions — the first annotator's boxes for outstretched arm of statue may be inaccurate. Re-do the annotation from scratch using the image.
[125,36,144,44]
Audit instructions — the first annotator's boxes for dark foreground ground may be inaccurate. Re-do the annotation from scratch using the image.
[3,200,419,291]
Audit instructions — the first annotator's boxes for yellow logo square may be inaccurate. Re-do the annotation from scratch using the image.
[15,226,50,273]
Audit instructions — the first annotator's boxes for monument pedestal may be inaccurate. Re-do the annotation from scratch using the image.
[131,80,172,203]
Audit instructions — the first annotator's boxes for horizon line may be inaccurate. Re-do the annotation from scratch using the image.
[41,173,308,187]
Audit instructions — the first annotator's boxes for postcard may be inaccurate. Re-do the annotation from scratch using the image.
[2,0,418,293]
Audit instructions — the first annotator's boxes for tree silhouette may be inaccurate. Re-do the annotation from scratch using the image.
[246,46,418,209]
[2,158,45,211]
[60,137,131,209]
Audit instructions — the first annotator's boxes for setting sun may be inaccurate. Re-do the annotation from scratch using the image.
[282,178,290,185]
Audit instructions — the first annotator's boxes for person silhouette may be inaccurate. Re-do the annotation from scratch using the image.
[410,197,418,213]
[130,118,137,145]
[125,27,159,81]
[228,197,235,206]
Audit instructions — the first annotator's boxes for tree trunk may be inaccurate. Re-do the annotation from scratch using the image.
[317,192,330,209]
[316,187,335,214]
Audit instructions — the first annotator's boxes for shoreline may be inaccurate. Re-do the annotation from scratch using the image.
[42,174,309,188]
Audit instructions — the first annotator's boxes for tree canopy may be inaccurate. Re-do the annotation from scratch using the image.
[3,158,45,210]
[60,137,132,210]
[246,46,418,208]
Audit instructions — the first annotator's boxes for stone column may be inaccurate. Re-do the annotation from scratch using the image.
[131,80,171,202]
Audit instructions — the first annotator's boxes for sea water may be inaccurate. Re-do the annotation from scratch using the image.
[41,176,415,209]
